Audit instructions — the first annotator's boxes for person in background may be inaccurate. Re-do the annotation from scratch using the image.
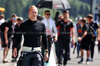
[78,18,91,64]
[55,15,63,63]
[2,14,17,63]
[11,17,23,62]
[0,14,5,49]
[75,17,82,58]
[87,14,99,62]
[41,10,58,63]
[57,10,74,66]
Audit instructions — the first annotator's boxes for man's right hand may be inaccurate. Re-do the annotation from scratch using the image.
[78,37,82,41]
[13,48,17,57]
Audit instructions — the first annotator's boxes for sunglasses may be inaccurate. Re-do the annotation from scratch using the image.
[46,14,50,15]
[12,18,16,20]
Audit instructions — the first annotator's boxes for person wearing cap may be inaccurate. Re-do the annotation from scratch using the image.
[78,18,92,64]
[56,10,74,66]
[87,14,99,62]
[2,14,17,63]
[11,17,23,62]
[75,17,82,58]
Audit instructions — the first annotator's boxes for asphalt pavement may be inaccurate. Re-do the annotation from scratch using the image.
[0,43,100,66]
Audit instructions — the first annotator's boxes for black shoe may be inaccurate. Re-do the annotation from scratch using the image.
[11,59,16,62]
[67,58,71,61]
[63,64,67,66]
[78,59,84,64]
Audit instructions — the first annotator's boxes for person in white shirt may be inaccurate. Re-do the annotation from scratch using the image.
[75,17,82,58]
[0,14,5,49]
[41,10,58,63]
[0,14,5,25]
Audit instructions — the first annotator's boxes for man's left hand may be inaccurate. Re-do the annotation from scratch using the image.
[71,38,75,44]
[44,52,48,62]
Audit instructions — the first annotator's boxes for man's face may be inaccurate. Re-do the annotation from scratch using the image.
[45,12,50,19]
[18,20,23,24]
[87,18,90,21]
[63,12,69,19]
[78,20,82,23]
[28,7,38,18]
[81,21,85,25]
[11,16,17,22]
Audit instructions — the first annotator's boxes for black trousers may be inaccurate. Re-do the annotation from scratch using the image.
[47,36,54,60]
[17,51,43,66]
[58,37,70,65]
[12,37,21,59]
[90,37,96,59]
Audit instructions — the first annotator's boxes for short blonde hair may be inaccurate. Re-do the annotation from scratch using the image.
[29,5,38,11]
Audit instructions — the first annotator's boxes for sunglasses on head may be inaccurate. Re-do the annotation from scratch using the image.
[46,14,50,15]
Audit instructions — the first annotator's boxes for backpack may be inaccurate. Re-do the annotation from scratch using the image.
[89,26,95,36]
[0,22,7,32]
[86,24,95,39]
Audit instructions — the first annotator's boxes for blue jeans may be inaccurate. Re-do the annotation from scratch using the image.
[77,41,81,54]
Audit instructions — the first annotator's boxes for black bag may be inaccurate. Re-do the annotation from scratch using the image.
[86,24,95,39]
[47,35,55,44]
[89,26,95,36]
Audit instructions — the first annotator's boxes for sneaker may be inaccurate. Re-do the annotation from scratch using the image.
[2,59,9,63]
[78,59,84,64]
[86,59,90,64]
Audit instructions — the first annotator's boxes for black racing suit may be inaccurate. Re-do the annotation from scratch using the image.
[57,20,74,65]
